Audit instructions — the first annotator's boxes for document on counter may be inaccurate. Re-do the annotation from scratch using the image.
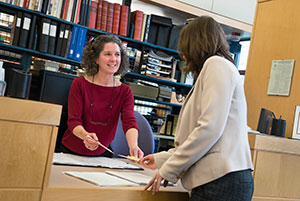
[64,171,175,187]
[64,171,140,187]
[53,153,143,170]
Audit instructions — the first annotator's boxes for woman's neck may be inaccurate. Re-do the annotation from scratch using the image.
[94,74,115,86]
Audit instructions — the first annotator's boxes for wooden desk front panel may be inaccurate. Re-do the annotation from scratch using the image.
[42,188,189,201]
[253,151,300,199]
[0,120,52,188]
[0,189,41,201]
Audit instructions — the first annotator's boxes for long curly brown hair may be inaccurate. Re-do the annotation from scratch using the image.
[178,16,234,79]
[81,35,129,76]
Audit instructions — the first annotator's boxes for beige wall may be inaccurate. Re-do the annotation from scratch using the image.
[244,0,300,138]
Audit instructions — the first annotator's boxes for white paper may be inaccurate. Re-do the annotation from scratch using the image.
[292,106,300,140]
[105,171,153,185]
[267,59,294,96]
[53,153,142,170]
[65,171,139,187]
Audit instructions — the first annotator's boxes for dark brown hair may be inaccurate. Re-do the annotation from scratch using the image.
[81,35,129,76]
[178,16,234,78]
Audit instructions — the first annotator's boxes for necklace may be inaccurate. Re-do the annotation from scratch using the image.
[90,75,115,125]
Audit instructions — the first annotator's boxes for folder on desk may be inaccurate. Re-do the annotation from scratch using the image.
[53,153,143,170]
[65,171,140,187]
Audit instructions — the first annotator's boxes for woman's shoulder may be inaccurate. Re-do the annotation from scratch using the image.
[119,82,132,92]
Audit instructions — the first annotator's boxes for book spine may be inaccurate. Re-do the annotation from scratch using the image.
[88,0,97,29]
[100,0,107,31]
[95,0,102,30]
[18,12,31,47]
[106,2,113,33]
[140,14,147,41]
[70,0,77,22]
[41,0,49,13]
[66,0,74,21]
[55,23,65,56]
[85,0,91,26]
[73,27,87,61]
[112,3,120,35]
[60,24,71,57]
[74,0,82,24]
[12,11,22,46]
[143,14,151,42]
[61,0,70,20]
[38,18,50,53]
[133,10,143,41]
[67,25,79,59]
[47,20,57,54]
[27,14,37,49]
[119,4,128,36]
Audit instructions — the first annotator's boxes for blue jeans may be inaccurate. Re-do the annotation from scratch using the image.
[190,169,254,201]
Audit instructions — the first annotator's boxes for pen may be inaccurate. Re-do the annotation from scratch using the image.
[86,135,115,154]
[86,136,140,162]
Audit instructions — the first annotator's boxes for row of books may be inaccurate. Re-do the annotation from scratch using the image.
[10,12,87,61]
[1,0,92,26]
[2,0,182,49]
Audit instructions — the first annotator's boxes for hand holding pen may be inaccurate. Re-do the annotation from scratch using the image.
[140,154,156,170]
[86,135,140,162]
[84,133,99,151]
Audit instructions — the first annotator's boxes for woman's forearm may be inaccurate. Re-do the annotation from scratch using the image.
[125,128,139,149]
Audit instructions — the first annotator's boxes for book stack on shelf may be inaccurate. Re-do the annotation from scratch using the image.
[33,59,59,72]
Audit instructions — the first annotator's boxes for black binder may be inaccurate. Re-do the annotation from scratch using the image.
[27,15,37,50]
[55,23,65,56]
[168,25,182,50]
[19,13,32,48]
[60,24,71,57]
[147,15,172,45]
[12,11,23,46]
[37,18,51,53]
[41,0,50,14]
[48,20,57,54]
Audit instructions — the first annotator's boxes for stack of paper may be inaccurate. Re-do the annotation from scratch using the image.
[53,153,142,170]
[64,170,176,187]
[65,171,140,187]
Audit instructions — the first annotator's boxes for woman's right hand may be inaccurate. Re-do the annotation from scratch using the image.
[83,132,99,151]
[140,154,156,170]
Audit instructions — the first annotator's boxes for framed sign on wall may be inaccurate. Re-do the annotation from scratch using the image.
[292,105,300,140]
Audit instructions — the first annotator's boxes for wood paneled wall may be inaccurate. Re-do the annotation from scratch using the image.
[244,0,300,138]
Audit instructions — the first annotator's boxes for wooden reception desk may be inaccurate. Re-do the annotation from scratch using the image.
[1,97,299,201]
[249,133,300,201]
[40,164,189,201]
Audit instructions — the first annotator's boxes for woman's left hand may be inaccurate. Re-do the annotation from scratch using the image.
[129,145,144,159]
[144,172,169,195]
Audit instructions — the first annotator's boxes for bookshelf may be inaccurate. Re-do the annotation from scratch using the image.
[0,0,193,152]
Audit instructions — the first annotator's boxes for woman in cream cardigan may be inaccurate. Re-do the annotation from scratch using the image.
[141,16,254,201]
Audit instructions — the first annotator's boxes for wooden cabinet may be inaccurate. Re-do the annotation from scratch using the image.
[0,97,62,201]
[249,133,300,200]
[244,0,300,138]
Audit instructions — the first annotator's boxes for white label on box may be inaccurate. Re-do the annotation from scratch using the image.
[16,18,21,27]
[42,22,50,35]
[23,17,31,30]
[49,24,57,37]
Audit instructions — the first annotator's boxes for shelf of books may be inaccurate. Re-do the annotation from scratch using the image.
[0,0,193,148]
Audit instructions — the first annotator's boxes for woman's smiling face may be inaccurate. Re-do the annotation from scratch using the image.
[96,42,121,75]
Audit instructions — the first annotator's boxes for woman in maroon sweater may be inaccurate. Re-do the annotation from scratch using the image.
[61,35,144,158]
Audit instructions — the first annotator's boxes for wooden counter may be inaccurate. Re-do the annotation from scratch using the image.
[0,97,62,201]
[40,164,189,201]
[249,133,300,200]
